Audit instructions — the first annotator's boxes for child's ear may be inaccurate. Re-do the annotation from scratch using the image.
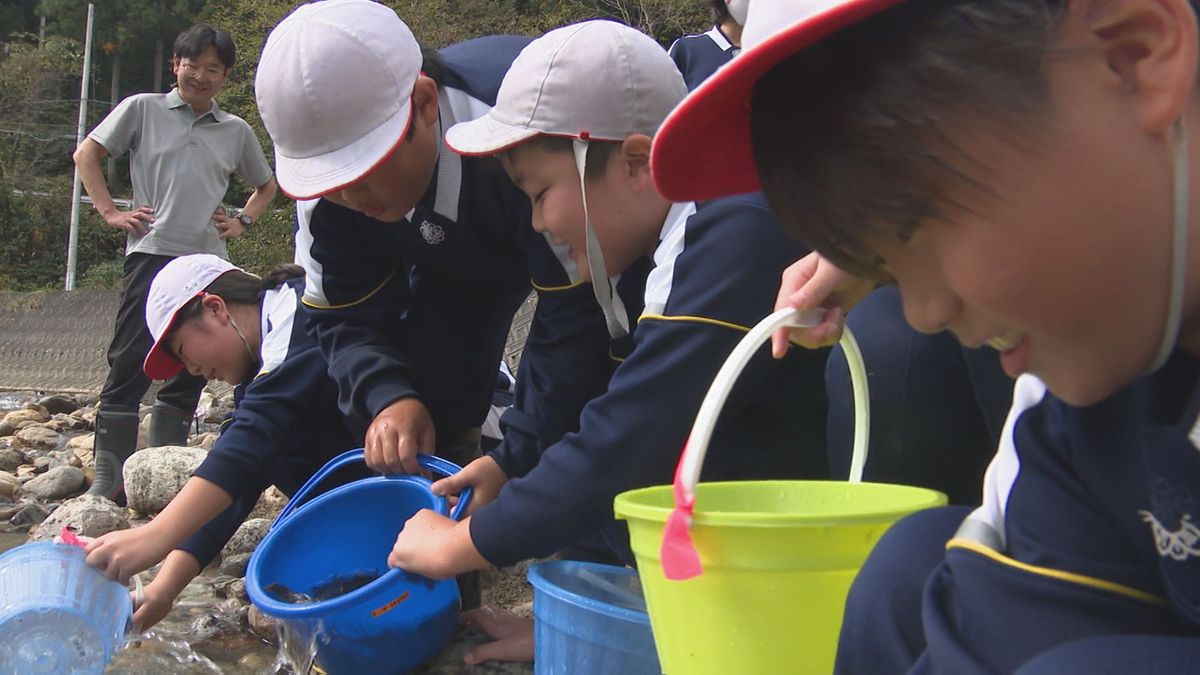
[200,294,229,323]
[412,77,441,129]
[620,134,654,191]
[1083,0,1198,133]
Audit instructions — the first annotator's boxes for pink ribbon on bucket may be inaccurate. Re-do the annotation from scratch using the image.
[661,440,703,581]
[57,526,86,548]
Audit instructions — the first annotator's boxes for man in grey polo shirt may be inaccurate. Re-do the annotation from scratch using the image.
[73,23,277,500]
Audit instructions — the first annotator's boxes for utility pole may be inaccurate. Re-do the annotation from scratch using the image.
[66,4,95,291]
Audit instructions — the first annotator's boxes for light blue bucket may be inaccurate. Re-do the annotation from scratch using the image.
[528,561,661,675]
[0,541,132,674]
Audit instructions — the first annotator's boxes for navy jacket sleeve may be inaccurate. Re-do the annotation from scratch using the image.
[297,198,419,422]
[488,279,615,479]
[470,196,828,565]
[176,481,266,568]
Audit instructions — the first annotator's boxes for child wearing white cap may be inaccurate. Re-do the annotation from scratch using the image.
[385,19,831,598]
[651,0,1200,672]
[83,254,365,630]
[253,0,619,545]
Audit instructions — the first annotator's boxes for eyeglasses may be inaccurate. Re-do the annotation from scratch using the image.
[178,62,226,81]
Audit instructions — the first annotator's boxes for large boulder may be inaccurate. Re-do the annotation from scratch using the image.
[20,465,85,499]
[123,445,206,515]
[220,517,272,560]
[29,494,129,541]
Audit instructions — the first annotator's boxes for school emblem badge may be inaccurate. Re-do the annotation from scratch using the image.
[419,221,445,245]
[1140,510,1200,562]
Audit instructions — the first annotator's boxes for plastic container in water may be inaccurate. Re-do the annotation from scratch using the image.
[527,561,661,675]
[246,450,473,674]
[0,541,132,674]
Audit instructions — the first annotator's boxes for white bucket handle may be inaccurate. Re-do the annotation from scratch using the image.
[661,307,870,581]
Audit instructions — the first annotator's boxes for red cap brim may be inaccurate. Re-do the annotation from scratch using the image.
[142,304,190,380]
[651,0,904,203]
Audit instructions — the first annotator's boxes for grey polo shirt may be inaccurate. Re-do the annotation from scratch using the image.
[89,88,274,258]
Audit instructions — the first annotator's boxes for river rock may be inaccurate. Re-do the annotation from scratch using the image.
[29,494,129,540]
[0,471,18,498]
[67,433,94,462]
[33,455,65,473]
[2,406,49,427]
[0,445,24,472]
[190,432,218,450]
[45,414,89,433]
[11,503,51,528]
[247,604,277,642]
[220,518,271,560]
[13,426,63,453]
[20,465,85,499]
[0,421,14,437]
[219,552,252,577]
[71,406,97,429]
[249,486,287,521]
[37,395,80,415]
[124,445,206,515]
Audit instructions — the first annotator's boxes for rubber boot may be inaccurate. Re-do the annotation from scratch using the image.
[87,405,140,500]
[147,400,195,448]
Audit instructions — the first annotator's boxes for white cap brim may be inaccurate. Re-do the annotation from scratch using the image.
[445,112,542,157]
[275,98,413,200]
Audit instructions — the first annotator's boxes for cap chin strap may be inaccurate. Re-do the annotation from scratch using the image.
[573,138,631,339]
[1149,117,1191,373]
[228,312,262,374]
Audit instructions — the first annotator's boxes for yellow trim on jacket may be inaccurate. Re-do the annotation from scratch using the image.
[638,313,751,333]
[946,538,1167,606]
[301,267,398,310]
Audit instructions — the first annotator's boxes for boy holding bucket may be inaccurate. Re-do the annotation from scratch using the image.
[386,20,831,579]
[651,0,1200,671]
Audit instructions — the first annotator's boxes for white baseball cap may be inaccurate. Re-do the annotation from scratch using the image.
[255,0,422,200]
[143,254,239,380]
[652,0,905,202]
[445,20,687,156]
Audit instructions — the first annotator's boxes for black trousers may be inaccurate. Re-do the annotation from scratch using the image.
[99,252,207,411]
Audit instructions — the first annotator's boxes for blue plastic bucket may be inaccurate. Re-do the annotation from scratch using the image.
[528,561,661,675]
[0,541,132,674]
[246,450,473,674]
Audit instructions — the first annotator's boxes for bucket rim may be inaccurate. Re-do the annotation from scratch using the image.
[527,561,651,626]
[613,480,948,527]
[246,476,446,619]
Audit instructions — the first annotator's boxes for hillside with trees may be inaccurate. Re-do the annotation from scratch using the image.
[0,0,708,290]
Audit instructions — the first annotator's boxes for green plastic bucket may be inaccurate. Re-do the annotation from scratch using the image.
[614,309,947,674]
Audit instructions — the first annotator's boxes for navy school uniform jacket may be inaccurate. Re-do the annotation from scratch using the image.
[914,355,1200,673]
[668,26,739,91]
[471,193,832,567]
[179,279,362,567]
[296,35,612,451]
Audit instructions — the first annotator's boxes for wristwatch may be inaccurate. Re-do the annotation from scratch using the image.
[236,213,253,228]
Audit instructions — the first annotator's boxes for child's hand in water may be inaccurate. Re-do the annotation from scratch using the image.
[132,582,175,632]
[460,606,534,665]
[431,455,508,515]
[771,252,874,357]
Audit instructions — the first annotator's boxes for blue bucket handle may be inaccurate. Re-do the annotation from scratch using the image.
[274,449,473,526]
